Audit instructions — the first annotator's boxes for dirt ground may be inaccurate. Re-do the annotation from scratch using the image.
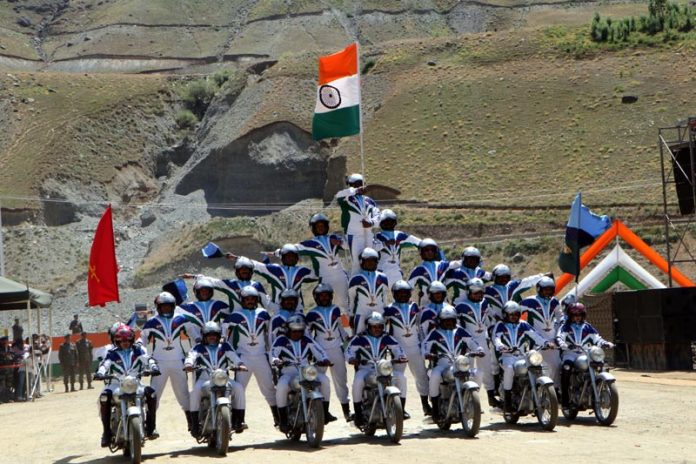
[3,369,696,464]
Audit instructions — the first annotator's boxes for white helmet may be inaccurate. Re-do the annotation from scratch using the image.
[279,244,299,256]
[419,238,439,250]
[240,286,260,299]
[346,173,364,185]
[154,291,176,306]
[309,213,329,226]
[202,321,222,338]
[380,209,397,223]
[467,278,485,293]
[193,277,214,299]
[427,280,447,295]
[391,280,412,293]
[461,246,481,259]
[438,307,458,321]
[503,301,523,316]
[492,264,511,278]
[536,276,556,293]
[359,247,379,262]
[235,256,254,270]
[366,312,385,327]
[280,288,299,300]
[287,314,306,331]
[312,283,334,296]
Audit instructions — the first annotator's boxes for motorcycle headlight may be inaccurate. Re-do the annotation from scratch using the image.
[377,359,393,376]
[291,376,301,391]
[365,372,378,387]
[513,359,528,376]
[454,355,470,372]
[589,346,605,363]
[442,367,455,382]
[574,354,589,371]
[302,365,318,382]
[212,369,229,387]
[121,375,138,395]
[527,350,543,367]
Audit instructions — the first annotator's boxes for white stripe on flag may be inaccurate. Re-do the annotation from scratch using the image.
[314,74,360,114]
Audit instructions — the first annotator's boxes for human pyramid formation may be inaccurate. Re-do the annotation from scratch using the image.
[94,173,614,447]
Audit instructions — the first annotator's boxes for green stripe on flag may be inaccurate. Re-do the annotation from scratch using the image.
[312,105,360,140]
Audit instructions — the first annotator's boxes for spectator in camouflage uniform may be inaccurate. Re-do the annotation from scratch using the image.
[76,332,94,390]
[0,336,16,402]
[58,335,78,393]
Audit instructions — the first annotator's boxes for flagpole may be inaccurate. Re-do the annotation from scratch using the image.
[356,41,366,181]
[576,192,582,283]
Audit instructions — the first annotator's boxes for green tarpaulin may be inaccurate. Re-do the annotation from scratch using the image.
[0,276,52,311]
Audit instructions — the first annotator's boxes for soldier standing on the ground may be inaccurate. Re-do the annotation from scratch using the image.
[69,314,84,335]
[58,334,78,393]
[76,332,94,390]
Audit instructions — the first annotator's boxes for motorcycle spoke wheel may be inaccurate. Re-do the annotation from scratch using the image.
[216,406,231,456]
[460,390,481,438]
[306,400,325,448]
[594,382,619,426]
[536,385,558,431]
[128,416,142,464]
[385,397,403,444]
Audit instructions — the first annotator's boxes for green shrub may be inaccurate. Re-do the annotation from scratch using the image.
[180,79,218,119]
[212,69,231,87]
[175,109,198,129]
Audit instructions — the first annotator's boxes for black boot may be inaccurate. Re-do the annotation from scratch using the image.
[233,409,247,433]
[353,402,364,428]
[184,410,193,432]
[324,401,337,424]
[71,383,76,392]
[278,406,290,433]
[189,411,200,438]
[504,390,513,414]
[341,402,353,422]
[147,407,159,440]
[401,397,410,420]
[100,401,112,447]
[487,390,502,409]
[64,383,69,393]
[420,395,432,416]
[561,369,571,408]
[271,405,280,427]
[430,396,441,423]
[80,382,84,390]
[494,373,501,392]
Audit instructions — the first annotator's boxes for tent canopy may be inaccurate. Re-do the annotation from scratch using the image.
[0,276,52,311]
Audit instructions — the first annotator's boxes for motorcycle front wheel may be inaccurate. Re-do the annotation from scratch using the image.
[385,396,403,444]
[536,384,558,431]
[306,399,325,448]
[460,390,481,438]
[127,416,142,464]
[216,406,231,456]
[594,381,619,426]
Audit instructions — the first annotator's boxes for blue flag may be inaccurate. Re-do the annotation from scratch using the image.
[202,242,224,259]
[558,193,612,277]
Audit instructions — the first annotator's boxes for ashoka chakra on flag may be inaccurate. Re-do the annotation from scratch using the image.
[312,43,361,140]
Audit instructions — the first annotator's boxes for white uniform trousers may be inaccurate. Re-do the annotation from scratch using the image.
[276,371,331,407]
[353,366,407,400]
[150,359,190,410]
[235,353,277,406]
[189,377,245,411]
[317,346,350,404]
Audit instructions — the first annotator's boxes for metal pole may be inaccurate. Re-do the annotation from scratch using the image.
[26,298,32,401]
[48,305,53,393]
[658,132,673,287]
[0,200,5,277]
[356,41,366,181]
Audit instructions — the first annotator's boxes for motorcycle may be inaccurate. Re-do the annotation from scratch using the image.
[190,365,241,456]
[561,344,619,426]
[356,356,404,443]
[497,346,558,431]
[280,360,326,448]
[431,351,482,437]
[102,371,153,464]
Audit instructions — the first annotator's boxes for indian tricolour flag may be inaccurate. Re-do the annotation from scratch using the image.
[312,42,361,140]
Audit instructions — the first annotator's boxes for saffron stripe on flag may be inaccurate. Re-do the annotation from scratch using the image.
[318,43,358,85]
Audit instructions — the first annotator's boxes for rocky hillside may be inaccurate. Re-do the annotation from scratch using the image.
[1,0,693,335]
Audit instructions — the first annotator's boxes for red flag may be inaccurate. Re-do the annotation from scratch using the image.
[88,205,120,306]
